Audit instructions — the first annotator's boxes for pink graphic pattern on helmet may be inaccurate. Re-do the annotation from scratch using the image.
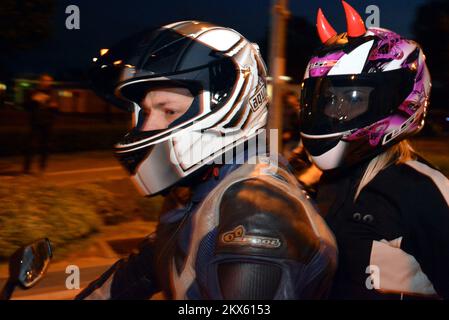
[346,119,389,146]
[345,28,430,147]
[368,28,405,63]
[399,57,429,117]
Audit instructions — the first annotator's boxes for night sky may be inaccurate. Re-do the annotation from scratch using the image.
[10,0,430,76]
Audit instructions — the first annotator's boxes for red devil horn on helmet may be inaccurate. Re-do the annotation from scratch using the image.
[317,8,337,44]
[342,1,366,37]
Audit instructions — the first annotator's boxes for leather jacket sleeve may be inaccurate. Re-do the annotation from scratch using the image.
[75,234,160,300]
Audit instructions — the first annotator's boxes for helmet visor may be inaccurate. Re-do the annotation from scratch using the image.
[299,68,416,136]
[89,25,238,113]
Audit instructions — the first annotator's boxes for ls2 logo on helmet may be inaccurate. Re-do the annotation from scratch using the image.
[220,225,281,249]
[249,84,268,112]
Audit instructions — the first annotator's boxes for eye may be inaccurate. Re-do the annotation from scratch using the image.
[322,93,336,105]
[165,109,176,116]
[347,89,370,103]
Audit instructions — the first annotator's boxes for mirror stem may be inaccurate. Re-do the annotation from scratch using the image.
[0,279,17,300]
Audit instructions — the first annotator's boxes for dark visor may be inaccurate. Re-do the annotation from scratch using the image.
[299,68,416,135]
[89,27,237,113]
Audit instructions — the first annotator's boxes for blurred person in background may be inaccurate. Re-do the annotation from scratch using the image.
[297,1,449,299]
[23,73,59,174]
[282,91,301,158]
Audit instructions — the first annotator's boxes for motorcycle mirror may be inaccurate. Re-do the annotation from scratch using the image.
[11,238,53,289]
[1,238,53,300]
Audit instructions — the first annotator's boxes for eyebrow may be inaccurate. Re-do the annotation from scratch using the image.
[150,100,187,112]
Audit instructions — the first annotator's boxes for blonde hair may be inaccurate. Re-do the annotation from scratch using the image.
[354,140,416,201]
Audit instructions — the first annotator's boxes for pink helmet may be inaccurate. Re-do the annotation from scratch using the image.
[299,1,431,170]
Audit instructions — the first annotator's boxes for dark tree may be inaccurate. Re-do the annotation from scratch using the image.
[285,16,320,82]
[0,0,56,81]
[0,0,55,54]
[413,0,449,111]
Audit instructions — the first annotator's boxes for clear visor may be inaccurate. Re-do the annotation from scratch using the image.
[300,68,416,135]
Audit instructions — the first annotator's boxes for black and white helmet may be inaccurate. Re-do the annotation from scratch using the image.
[90,21,268,195]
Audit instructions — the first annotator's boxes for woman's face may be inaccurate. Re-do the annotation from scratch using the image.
[139,87,194,131]
[322,86,373,122]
